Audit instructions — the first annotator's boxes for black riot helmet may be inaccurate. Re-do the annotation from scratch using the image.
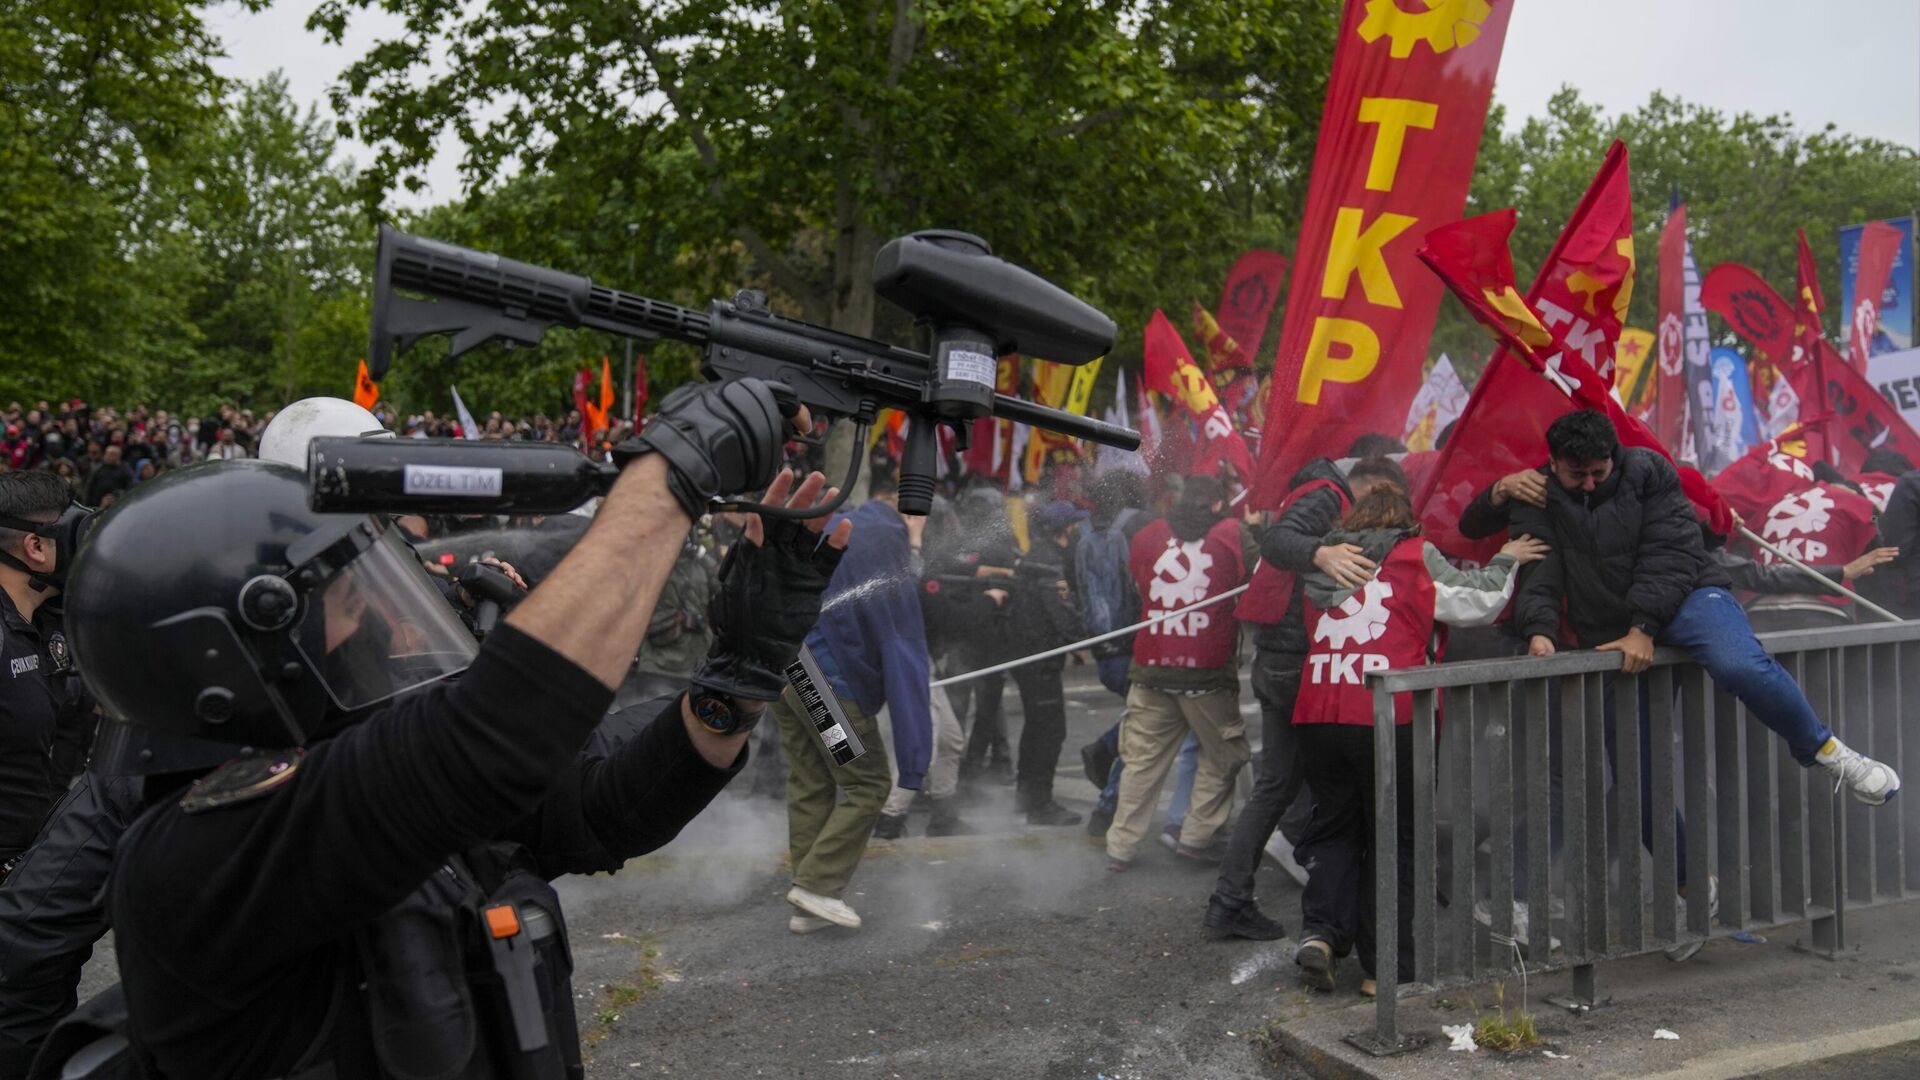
[65,461,476,768]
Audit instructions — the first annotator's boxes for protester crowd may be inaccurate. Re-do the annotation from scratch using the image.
[3,384,1918,1073]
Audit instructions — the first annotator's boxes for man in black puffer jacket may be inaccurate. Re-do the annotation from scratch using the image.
[1516,411,1899,825]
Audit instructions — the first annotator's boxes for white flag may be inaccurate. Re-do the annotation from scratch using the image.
[451,385,481,441]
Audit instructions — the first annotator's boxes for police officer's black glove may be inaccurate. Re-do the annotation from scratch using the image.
[611,379,793,520]
[691,516,845,702]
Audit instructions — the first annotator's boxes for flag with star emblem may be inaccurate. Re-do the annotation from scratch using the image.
[1411,142,1725,557]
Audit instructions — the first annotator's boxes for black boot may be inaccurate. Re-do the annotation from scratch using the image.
[1205,894,1288,941]
[1085,806,1114,838]
[871,813,907,841]
[926,798,977,837]
[1025,801,1082,827]
[1079,739,1117,789]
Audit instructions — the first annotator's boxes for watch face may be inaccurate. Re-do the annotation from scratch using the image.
[693,693,733,732]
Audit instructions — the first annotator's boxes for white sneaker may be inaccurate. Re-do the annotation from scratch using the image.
[1663,875,1718,963]
[789,914,834,935]
[787,885,862,928]
[1263,833,1311,888]
[1816,738,1901,805]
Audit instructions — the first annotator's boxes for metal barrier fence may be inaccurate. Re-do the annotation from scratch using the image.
[1356,620,1920,1054]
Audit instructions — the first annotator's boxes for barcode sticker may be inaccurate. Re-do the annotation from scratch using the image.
[945,348,997,387]
[786,647,866,765]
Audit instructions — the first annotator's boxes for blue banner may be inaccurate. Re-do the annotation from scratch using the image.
[1840,216,1915,354]
[1697,346,1760,470]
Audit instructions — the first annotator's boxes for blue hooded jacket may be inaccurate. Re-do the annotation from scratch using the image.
[805,500,932,789]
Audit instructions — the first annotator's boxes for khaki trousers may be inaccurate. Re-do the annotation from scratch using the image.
[1106,684,1250,862]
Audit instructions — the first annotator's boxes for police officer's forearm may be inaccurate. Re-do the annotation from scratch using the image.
[506,456,690,688]
[680,695,752,769]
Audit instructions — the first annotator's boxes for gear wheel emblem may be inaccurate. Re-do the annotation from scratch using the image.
[1315,579,1396,650]
[1149,539,1215,608]
[1763,487,1833,541]
[1358,0,1494,58]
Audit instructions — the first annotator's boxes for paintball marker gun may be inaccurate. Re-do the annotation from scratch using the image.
[315,226,1139,519]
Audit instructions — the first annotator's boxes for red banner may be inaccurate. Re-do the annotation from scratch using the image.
[1412,143,1726,556]
[1807,337,1920,470]
[1712,422,1830,526]
[1794,228,1827,357]
[1143,309,1254,481]
[1215,248,1290,365]
[1249,0,1513,509]
[1654,206,1699,455]
[1701,263,1794,365]
[1848,220,1904,372]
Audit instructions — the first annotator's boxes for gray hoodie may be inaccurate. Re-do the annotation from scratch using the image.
[1303,527,1523,632]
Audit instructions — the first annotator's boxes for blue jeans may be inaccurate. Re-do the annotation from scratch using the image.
[1096,726,1198,823]
[1660,587,1833,763]
[1512,588,1832,896]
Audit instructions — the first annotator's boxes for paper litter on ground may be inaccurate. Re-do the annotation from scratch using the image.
[1442,1024,1478,1051]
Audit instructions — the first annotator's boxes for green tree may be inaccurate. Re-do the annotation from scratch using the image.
[1435,89,1920,378]
[312,0,1342,413]
[0,0,239,402]
[173,73,368,412]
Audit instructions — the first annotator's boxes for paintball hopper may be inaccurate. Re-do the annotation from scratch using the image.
[354,227,1135,517]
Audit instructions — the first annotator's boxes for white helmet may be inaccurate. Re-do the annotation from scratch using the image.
[257,397,393,467]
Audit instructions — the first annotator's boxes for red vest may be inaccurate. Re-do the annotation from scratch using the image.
[1128,516,1247,670]
[1747,482,1878,604]
[1238,478,1349,625]
[1294,538,1436,727]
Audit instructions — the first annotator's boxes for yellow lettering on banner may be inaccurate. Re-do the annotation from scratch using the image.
[1296,317,1381,404]
[1356,98,1439,192]
[1321,207,1416,309]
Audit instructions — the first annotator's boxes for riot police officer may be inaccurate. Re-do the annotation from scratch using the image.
[58,380,848,1077]
[0,470,93,878]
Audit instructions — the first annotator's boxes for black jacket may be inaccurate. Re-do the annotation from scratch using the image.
[0,773,144,1073]
[1252,458,1353,657]
[1515,447,1729,647]
[1872,471,1920,615]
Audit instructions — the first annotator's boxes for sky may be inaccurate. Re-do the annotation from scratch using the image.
[209,0,1920,209]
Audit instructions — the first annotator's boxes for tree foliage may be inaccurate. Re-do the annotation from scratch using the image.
[1433,90,1920,377]
[313,0,1342,413]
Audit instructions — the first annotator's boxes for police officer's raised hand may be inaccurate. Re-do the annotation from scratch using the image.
[1313,543,1376,588]
[612,379,801,521]
[693,468,851,706]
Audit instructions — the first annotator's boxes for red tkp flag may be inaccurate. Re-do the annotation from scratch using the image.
[1215,249,1290,363]
[1701,264,1795,365]
[1414,143,1724,557]
[1143,310,1254,481]
[1848,220,1903,372]
[1794,228,1827,350]
[1250,0,1514,509]
[1712,420,1831,525]
[1654,206,1699,456]
[1806,337,1920,470]
[353,359,379,411]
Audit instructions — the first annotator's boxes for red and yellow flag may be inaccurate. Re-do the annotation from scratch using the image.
[1143,310,1254,481]
[1251,0,1515,508]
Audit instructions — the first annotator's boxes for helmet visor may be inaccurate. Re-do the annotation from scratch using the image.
[291,526,477,710]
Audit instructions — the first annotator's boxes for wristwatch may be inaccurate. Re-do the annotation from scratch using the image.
[688,689,765,736]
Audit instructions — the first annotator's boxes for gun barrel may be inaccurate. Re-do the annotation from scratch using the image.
[308,437,618,516]
[383,227,712,346]
[991,395,1142,452]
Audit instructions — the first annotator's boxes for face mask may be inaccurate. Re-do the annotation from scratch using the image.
[0,502,97,593]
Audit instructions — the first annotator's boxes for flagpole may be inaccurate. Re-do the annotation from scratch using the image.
[1737,525,1902,623]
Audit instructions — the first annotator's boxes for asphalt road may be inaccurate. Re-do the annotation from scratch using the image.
[561,666,1335,1079]
[75,666,1331,1078]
